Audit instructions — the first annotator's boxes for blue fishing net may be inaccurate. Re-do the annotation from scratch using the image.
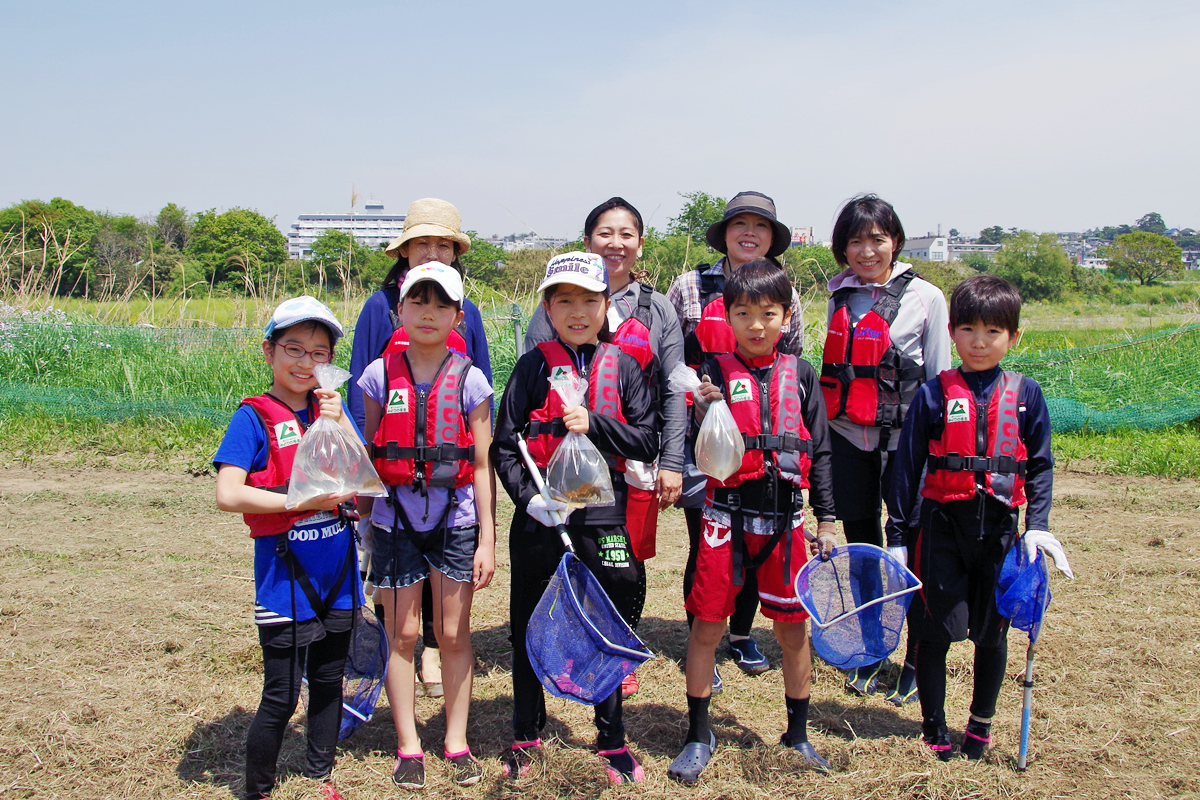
[338,605,389,740]
[996,545,1051,644]
[794,544,922,670]
[526,553,653,705]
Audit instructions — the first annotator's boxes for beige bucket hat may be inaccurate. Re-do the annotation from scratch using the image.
[384,198,472,258]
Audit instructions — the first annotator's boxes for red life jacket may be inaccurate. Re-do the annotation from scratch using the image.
[525,340,627,471]
[370,352,475,490]
[684,270,737,369]
[382,324,468,359]
[922,369,1027,507]
[710,352,812,490]
[239,393,322,537]
[820,270,926,434]
[611,282,655,369]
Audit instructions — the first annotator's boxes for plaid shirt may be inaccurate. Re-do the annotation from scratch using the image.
[665,258,805,354]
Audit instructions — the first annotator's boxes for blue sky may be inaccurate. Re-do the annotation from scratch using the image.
[3,0,1198,241]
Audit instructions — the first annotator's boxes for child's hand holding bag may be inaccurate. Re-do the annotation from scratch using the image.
[286,364,387,509]
[545,371,616,510]
[667,363,745,483]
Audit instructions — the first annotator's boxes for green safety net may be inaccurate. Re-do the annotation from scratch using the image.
[3,319,1197,432]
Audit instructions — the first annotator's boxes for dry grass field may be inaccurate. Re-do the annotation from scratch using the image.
[1,461,1198,799]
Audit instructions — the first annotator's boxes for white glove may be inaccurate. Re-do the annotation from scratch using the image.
[1022,530,1075,579]
[887,546,908,566]
[527,493,569,528]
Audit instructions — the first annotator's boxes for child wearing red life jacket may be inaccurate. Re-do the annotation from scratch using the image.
[819,194,951,703]
[356,264,496,790]
[491,252,659,785]
[668,262,838,784]
[885,275,1071,761]
[213,296,363,800]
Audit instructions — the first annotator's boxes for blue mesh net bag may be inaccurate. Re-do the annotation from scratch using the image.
[794,544,922,670]
[338,605,389,740]
[526,553,653,704]
[996,545,1051,644]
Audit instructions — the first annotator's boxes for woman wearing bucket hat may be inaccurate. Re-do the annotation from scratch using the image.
[522,198,688,698]
[347,198,492,701]
[666,191,804,690]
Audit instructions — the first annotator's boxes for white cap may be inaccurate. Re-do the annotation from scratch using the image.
[399,262,465,303]
[536,252,609,294]
[264,296,344,341]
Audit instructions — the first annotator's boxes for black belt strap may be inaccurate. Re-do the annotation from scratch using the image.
[371,442,475,463]
[743,433,812,454]
[928,454,1027,476]
[526,419,568,439]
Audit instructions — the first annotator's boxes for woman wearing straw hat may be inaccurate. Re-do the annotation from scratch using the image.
[348,198,492,699]
[666,191,804,691]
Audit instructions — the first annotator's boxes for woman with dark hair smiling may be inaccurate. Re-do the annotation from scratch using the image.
[524,197,686,697]
[666,191,804,692]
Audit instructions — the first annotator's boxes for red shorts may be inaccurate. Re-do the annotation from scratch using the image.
[625,486,659,562]
[686,506,811,623]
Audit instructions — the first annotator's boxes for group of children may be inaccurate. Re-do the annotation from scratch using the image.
[215,194,1073,799]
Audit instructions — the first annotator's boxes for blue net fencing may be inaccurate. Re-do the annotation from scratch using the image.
[525,552,652,705]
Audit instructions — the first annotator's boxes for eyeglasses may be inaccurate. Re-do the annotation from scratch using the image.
[277,343,332,363]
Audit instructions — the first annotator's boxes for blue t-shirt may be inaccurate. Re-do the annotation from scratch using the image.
[213,398,365,473]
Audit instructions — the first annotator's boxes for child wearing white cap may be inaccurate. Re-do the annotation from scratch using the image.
[213,295,363,800]
[491,253,660,785]
[355,264,496,789]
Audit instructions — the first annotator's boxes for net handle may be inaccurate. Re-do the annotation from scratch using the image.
[516,433,574,554]
[800,585,922,629]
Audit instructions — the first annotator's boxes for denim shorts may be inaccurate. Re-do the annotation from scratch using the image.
[367,523,477,589]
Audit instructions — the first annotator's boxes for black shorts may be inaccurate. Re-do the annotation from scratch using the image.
[830,430,894,523]
[908,495,1017,648]
[258,607,355,649]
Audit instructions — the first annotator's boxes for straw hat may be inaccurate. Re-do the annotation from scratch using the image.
[384,198,472,258]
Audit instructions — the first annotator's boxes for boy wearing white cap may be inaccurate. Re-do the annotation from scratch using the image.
[491,253,660,785]
[213,295,364,800]
[356,264,496,789]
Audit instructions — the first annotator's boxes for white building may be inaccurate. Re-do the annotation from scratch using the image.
[789,226,814,246]
[902,235,949,262]
[948,242,1003,262]
[286,201,406,260]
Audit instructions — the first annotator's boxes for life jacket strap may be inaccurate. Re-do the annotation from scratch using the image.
[927,453,1026,476]
[371,442,475,463]
[527,419,567,438]
[743,433,811,455]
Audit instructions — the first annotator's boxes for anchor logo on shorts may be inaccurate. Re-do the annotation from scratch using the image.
[703,520,732,549]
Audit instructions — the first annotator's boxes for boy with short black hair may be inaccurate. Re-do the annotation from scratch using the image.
[669,261,838,783]
[885,274,1072,761]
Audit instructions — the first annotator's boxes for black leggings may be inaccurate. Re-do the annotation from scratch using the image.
[683,506,758,636]
[244,629,350,800]
[914,638,1008,735]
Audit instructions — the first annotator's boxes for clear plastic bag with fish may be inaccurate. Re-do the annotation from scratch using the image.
[667,363,745,482]
[545,371,616,509]
[286,364,387,508]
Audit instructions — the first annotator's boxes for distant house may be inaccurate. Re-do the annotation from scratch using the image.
[902,235,949,262]
[1080,257,1108,270]
[286,201,406,260]
[948,242,1003,262]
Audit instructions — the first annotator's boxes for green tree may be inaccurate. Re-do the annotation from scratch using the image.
[155,203,192,250]
[460,232,507,288]
[1135,212,1167,236]
[0,197,102,295]
[779,244,837,290]
[667,191,726,242]
[186,207,287,291]
[992,231,1072,301]
[961,252,992,273]
[978,225,1008,245]
[1104,231,1182,285]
